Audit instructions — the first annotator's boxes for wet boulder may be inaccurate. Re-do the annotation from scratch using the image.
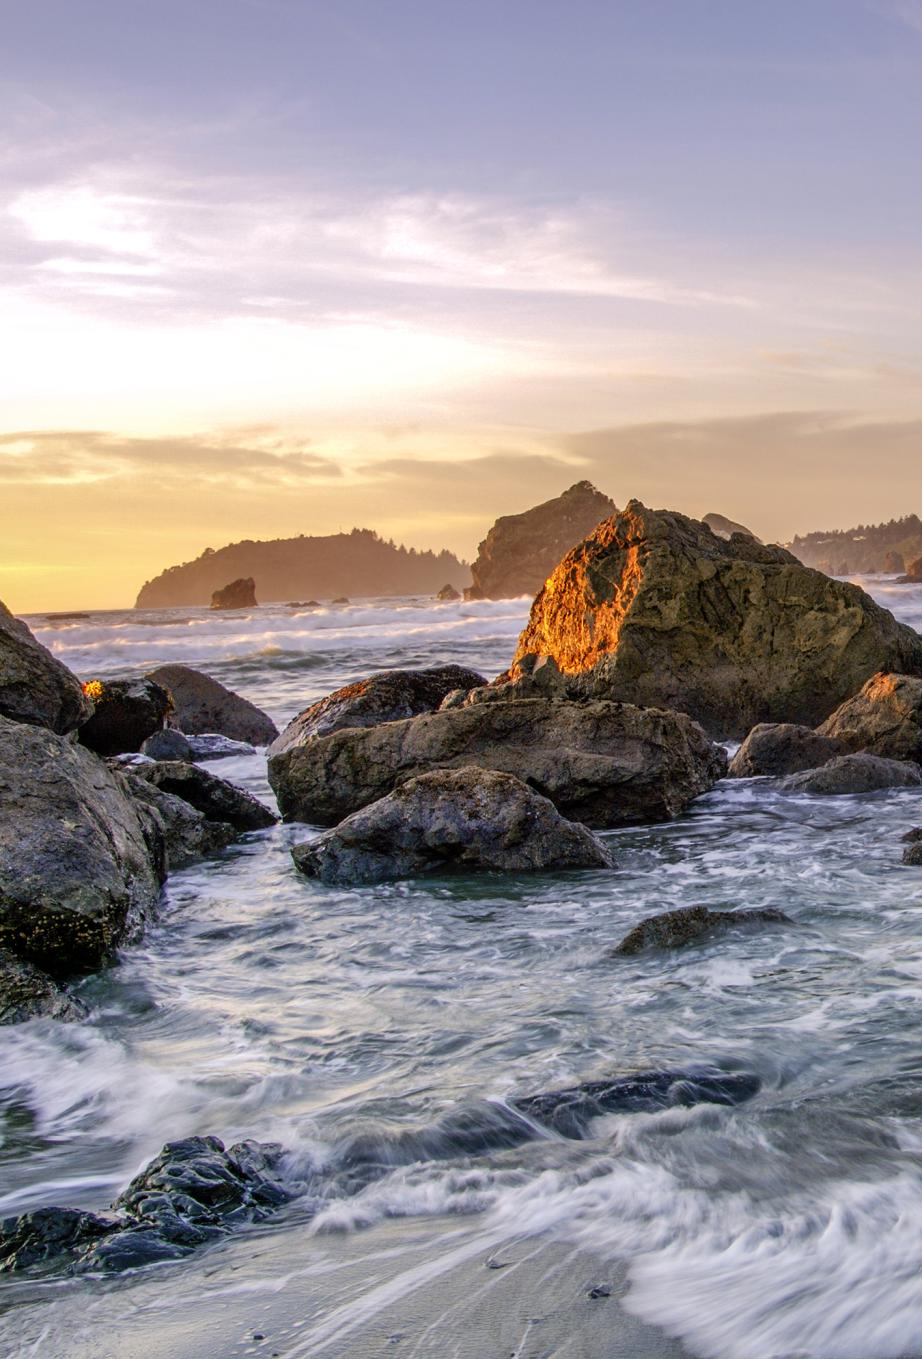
[0,949,86,1025]
[728,723,842,778]
[78,678,172,756]
[146,664,278,745]
[0,601,91,734]
[140,727,193,761]
[292,767,613,885]
[506,501,922,738]
[210,577,257,609]
[817,673,922,764]
[121,773,236,869]
[610,905,792,956]
[269,697,727,829]
[902,829,922,866]
[128,760,277,832]
[783,754,922,795]
[269,665,487,756]
[183,733,257,760]
[0,716,165,977]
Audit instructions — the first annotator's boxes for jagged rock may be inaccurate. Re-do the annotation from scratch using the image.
[465,481,616,601]
[128,761,277,832]
[0,601,91,734]
[146,664,277,744]
[292,767,613,885]
[269,698,726,829]
[702,513,760,542]
[896,556,922,584]
[436,583,461,601]
[0,716,165,976]
[728,723,842,778]
[78,678,172,757]
[0,949,87,1025]
[269,665,487,755]
[885,551,906,574]
[210,577,257,610]
[611,905,792,956]
[783,754,922,795]
[121,773,236,869]
[506,501,922,738]
[140,727,193,761]
[818,673,922,763]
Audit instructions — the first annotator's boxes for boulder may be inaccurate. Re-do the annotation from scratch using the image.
[269,665,487,756]
[702,512,760,542]
[78,678,172,756]
[0,601,91,734]
[885,551,906,574]
[128,761,277,832]
[0,949,86,1025]
[121,773,236,869]
[145,664,278,744]
[610,905,791,956]
[184,733,257,760]
[782,754,922,795]
[465,480,616,601]
[140,727,193,761]
[292,767,613,885]
[903,842,922,866]
[896,556,922,584]
[817,673,922,763]
[268,698,727,829]
[506,501,922,738]
[0,716,165,976]
[728,723,842,778]
[436,583,461,601]
[210,577,257,610]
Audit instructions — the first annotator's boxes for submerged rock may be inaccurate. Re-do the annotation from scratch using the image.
[0,949,87,1025]
[292,767,613,885]
[611,905,792,956]
[729,723,842,778]
[140,727,193,761]
[818,673,922,764]
[146,663,278,745]
[783,754,922,795]
[78,678,172,757]
[0,601,91,734]
[128,761,277,832]
[269,697,727,829]
[269,665,487,755]
[506,501,922,738]
[210,577,257,610]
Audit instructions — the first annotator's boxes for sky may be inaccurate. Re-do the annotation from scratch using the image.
[2,0,922,610]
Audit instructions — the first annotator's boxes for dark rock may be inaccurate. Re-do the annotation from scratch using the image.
[286,600,320,608]
[210,577,257,610]
[896,556,922,584]
[0,949,87,1025]
[141,727,193,761]
[331,596,350,605]
[146,664,278,745]
[121,773,236,869]
[436,583,461,601]
[903,842,922,866]
[184,733,257,760]
[269,665,487,755]
[78,678,172,757]
[43,612,91,621]
[269,697,727,829]
[611,905,792,956]
[0,716,165,976]
[818,673,922,764]
[729,723,842,778]
[506,501,922,738]
[702,513,760,542]
[0,600,91,734]
[783,754,922,795]
[0,1208,120,1274]
[291,767,613,885]
[902,828,922,843]
[129,761,277,832]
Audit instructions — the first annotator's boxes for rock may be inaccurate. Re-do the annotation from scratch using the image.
[0,716,165,976]
[331,596,350,605]
[885,551,906,574]
[896,556,922,584]
[43,612,91,621]
[286,600,320,608]
[210,577,257,610]
[466,480,616,601]
[0,949,87,1025]
[506,501,922,738]
[817,673,922,763]
[128,761,277,832]
[269,698,727,829]
[78,678,172,757]
[121,773,236,869]
[782,754,922,795]
[184,733,257,761]
[269,666,487,755]
[436,583,461,601]
[140,727,193,761]
[902,828,922,844]
[611,905,792,956]
[145,664,278,744]
[702,512,760,542]
[291,767,614,885]
[728,723,842,778]
[0,600,92,734]
[903,842,922,866]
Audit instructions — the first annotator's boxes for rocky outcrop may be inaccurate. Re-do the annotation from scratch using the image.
[702,513,760,542]
[465,481,616,601]
[783,754,922,795]
[269,698,726,829]
[0,601,91,734]
[506,501,922,738]
[146,664,278,744]
[121,773,236,869]
[128,761,277,833]
[0,949,86,1025]
[885,551,906,574]
[817,673,922,764]
[896,556,922,584]
[903,830,922,865]
[728,724,842,778]
[78,678,172,756]
[292,767,613,885]
[611,905,791,956]
[210,577,257,610]
[269,665,486,755]
[436,583,461,601]
[0,716,164,976]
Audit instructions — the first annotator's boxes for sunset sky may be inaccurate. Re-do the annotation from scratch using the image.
[3,0,922,609]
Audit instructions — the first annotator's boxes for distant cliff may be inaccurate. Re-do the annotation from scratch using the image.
[135,530,470,608]
[788,515,922,575]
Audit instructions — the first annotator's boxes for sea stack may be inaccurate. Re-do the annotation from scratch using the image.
[210,577,257,610]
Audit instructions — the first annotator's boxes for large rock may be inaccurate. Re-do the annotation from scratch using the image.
[146,664,278,744]
[817,673,922,764]
[128,761,277,832]
[896,556,922,584]
[292,767,613,885]
[465,481,616,601]
[269,665,486,756]
[702,512,760,542]
[210,577,257,610]
[269,698,727,829]
[0,949,86,1025]
[0,716,164,976]
[78,678,172,756]
[728,723,842,778]
[507,501,922,738]
[0,601,91,734]
[782,754,922,795]
[611,905,791,956]
[121,773,236,869]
